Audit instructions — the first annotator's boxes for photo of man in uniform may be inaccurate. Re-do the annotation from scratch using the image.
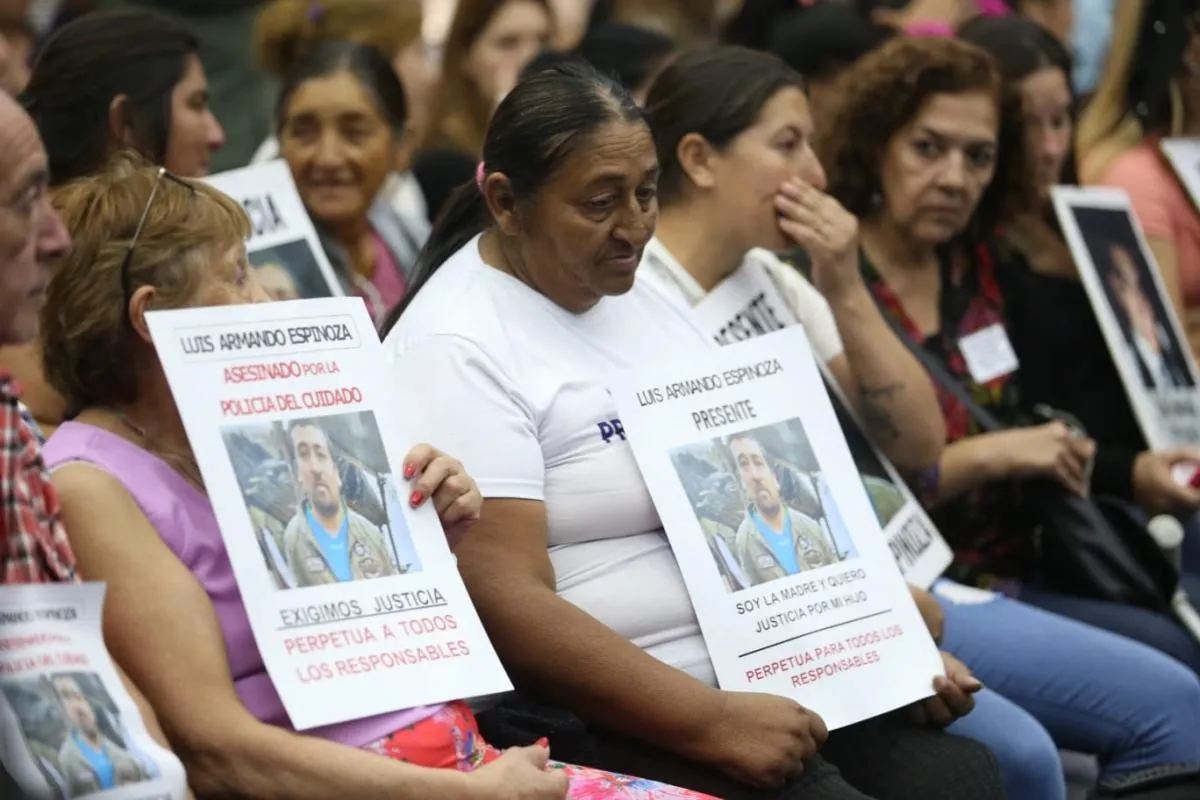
[282,418,398,587]
[52,675,146,796]
[727,430,840,587]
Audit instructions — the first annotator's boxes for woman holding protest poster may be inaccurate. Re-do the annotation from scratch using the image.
[643,41,1200,800]
[382,58,1004,800]
[820,35,1200,798]
[35,154,714,800]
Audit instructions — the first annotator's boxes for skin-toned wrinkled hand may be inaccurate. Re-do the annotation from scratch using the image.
[402,444,482,551]
[464,745,570,800]
[907,651,982,727]
[1132,449,1200,514]
[774,178,862,301]
[995,422,1096,497]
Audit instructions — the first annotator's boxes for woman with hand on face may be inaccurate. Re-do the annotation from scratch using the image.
[644,42,1200,800]
[820,36,1200,799]
[0,8,225,442]
[38,153,709,800]
[383,59,1005,800]
[959,14,1200,538]
[277,40,424,327]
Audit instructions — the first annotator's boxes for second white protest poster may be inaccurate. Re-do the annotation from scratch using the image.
[611,326,941,729]
[145,298,510,731]
[676,259,952,589]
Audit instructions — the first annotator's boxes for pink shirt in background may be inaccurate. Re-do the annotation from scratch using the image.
[1098,142,1200,309]
[904,0,1009,36]
[356,233,407,327]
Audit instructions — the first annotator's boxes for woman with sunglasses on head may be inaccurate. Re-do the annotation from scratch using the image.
[0,8,225,443]
[37,152,716,800]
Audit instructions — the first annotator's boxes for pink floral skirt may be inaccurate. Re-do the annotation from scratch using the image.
[362,701,716,799]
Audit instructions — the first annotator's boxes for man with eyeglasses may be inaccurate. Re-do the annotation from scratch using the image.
[0,89,194,800]
[0,86,71,584]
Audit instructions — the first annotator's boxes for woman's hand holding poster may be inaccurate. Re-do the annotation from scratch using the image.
[609,326,942,730]
[144,298,510,731]
[683,260,953,589]
[0,583,188,800]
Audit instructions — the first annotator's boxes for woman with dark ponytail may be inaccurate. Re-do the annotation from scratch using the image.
[383,61,1005,800]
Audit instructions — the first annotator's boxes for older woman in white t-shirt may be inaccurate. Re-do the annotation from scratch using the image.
[382,59,1004,800]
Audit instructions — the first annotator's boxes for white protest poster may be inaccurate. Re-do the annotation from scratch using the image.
[610,327,942,730]
[206,160,344,301]
[1052,187,1200,449]
[689,261,952,588]
[0,583,188,800]
[145,297,510,731]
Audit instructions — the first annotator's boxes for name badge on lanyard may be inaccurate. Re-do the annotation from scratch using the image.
[957,323,1019,385]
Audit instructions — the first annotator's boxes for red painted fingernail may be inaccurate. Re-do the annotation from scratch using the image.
[409,491,424,506]
[403,463,415,479]
[535,737,549,748]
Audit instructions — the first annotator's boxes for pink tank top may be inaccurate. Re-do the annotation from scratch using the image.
[43,421,442,746]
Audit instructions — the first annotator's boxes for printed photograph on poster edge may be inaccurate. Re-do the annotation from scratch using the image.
[222,409,424,591]
[0,671,161,798]
[250,239,337,301]
[670,418,860,593]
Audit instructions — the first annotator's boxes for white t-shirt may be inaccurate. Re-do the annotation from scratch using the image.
[384,236,720,684]
[639,237,845,364]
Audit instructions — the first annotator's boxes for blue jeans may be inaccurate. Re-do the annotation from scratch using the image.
[1017,585,1200,674]
[933,580,1200,800]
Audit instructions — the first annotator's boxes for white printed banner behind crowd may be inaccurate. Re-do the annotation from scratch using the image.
[1053,186,1200,450]
[610,327,942,730]
[688,260,953,588]
[206,160,344,301]
[0,583,189,800]
[146,298,510,730]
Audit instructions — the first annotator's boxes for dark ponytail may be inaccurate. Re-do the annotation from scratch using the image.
[381,61,643,336]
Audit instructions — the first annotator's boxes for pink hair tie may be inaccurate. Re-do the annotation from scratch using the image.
[475,162,486,190]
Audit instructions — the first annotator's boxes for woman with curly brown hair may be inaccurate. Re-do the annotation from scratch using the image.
[821,35,1200,799]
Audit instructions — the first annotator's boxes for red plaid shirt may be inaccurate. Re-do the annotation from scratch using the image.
[1,372,77,584]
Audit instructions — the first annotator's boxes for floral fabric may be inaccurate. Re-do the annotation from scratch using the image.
[362,700,717,799]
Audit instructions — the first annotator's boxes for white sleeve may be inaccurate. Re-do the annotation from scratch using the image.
[388,334,545,500]
[760,254,845,364]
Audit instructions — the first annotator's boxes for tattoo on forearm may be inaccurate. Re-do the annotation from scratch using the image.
[858,382,904,443]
